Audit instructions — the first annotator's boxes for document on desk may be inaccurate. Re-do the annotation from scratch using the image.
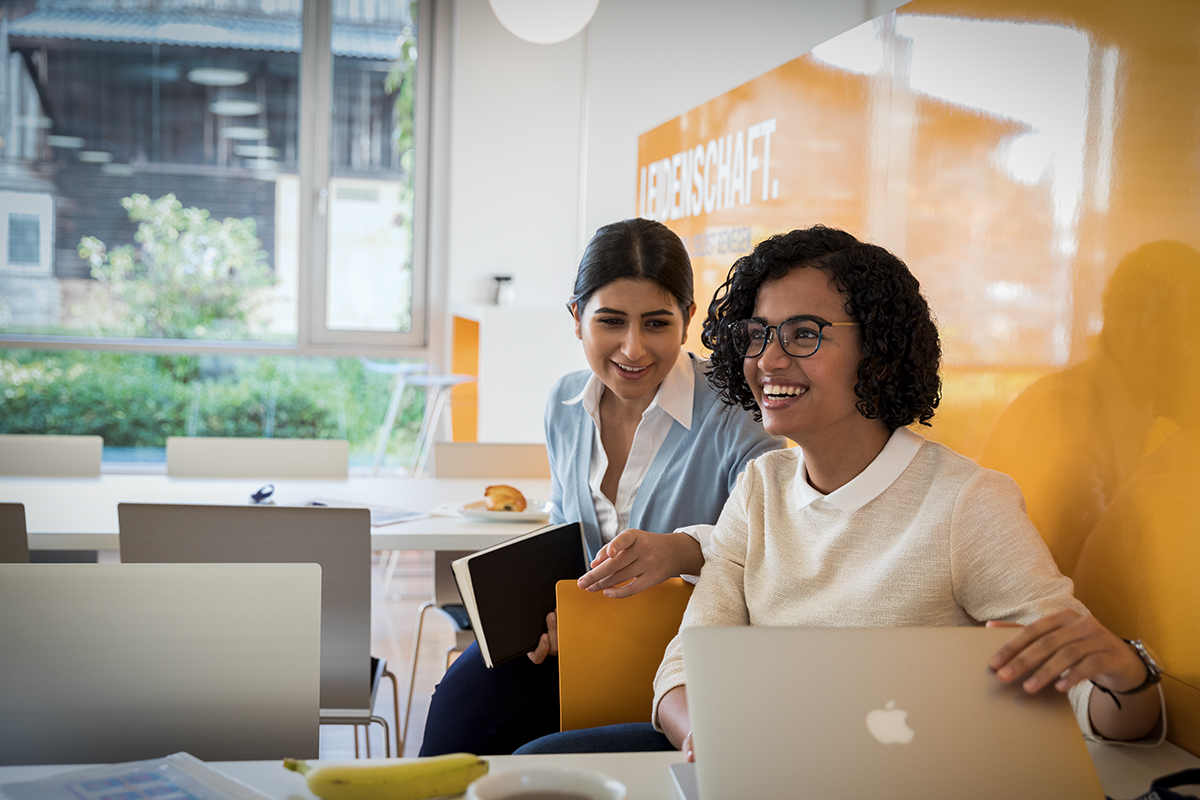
[0,752,272,800]
[305,498,428,526]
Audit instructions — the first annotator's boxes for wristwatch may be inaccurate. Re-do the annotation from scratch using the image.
[1117,639,1163,694]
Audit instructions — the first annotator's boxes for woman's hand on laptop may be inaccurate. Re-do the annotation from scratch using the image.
[986,610,1144,695]
[986,611,1161,741]
[578,529,703,598]
[527,610,558,664]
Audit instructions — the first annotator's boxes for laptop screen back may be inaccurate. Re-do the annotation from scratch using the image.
[0,563,321,765]
[682,626,1104,800]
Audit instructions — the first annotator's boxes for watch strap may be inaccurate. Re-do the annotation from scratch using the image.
[1091,639,1161,710]
[1115,638,1162,696]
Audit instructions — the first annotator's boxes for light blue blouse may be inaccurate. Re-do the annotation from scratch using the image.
[544,353,786,559]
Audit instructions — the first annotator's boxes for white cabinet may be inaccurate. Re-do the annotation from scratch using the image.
[453,304,589,443]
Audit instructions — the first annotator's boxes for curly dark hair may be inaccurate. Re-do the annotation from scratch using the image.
[701,225,941,429]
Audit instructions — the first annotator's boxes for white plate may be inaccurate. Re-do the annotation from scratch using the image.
[455,498,551,523]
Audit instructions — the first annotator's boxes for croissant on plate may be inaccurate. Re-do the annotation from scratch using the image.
[484,484,527,512]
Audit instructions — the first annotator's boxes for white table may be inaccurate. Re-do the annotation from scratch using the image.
[0,474,553,552]
[0,745,1198,800]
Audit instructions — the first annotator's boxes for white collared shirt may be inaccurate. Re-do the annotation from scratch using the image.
[791,426,925,513]
[562,350,698,544]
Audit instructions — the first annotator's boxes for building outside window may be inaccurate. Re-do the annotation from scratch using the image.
[0,0,430,468]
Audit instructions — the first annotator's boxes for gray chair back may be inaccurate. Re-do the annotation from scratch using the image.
[165,436,349,478]
[118,502,371,711]
[0,503,28,563]
[0,434,102,476]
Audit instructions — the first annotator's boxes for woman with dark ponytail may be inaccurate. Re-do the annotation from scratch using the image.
[419,218,783,756]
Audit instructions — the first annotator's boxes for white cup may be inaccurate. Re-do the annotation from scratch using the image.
[465,766,627,800]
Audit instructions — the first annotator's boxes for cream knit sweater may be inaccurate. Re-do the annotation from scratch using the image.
[652,430,1163,742]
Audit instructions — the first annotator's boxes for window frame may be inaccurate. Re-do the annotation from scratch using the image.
[0,0,433,359]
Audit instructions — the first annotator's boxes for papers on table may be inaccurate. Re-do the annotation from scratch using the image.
[304,498,428,526]
[0,753,272,800]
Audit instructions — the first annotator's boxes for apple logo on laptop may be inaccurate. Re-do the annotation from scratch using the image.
[866,700,915,744]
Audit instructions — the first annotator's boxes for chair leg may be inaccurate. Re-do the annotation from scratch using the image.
[414,388,452,477]
[402,601,435,752]
[409,386,439,477]
[369,715,392,757]
[381,549,401,597]
[372,375,410,476]
[382,550,432,600]
[382,665,402,758]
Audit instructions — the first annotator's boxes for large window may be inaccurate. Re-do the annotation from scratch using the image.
[0,0,425,351]
[0,0,431,466]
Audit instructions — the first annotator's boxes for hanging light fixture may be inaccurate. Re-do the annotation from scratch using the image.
[188,68,250,87]
[209,100,264,116]
[220,126,269,140]
[487,0,599,44]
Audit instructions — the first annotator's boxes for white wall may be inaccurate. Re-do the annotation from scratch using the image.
[446,1,586,311]
[439,0,907,436]
[445,0,905,312]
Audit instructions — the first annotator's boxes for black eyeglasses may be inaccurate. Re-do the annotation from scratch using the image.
[731,316,860,359]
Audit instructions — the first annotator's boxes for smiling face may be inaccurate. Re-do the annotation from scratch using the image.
[574,277,694,409]
[743,266,876,447]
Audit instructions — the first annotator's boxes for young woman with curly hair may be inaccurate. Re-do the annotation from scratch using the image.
[516,225,1163,756]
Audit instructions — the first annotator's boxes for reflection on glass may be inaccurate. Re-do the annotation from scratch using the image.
[1071,243,1200,747]
[978,241,1200,577]
[0,0,304,342]
[1074,429,1200,715]
[325,7,416,334]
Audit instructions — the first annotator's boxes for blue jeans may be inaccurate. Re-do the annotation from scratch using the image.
[513,723,675,754]
[419,641,561,756]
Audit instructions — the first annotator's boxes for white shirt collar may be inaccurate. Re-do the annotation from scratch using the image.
[563,350,695,430]
[792,426,925,514]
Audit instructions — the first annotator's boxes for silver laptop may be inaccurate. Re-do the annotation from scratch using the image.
[0,562,321,765]
[118,502,371,713]
[681,626,1105,800]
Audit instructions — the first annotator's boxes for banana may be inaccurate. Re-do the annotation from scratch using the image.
[283,753,489,800]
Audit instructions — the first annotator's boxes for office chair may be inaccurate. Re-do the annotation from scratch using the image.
[399,442,551,748]
[555,577,694,731]
[0,434,102,477]
[0,438,101,558]
[165,436,349,479]
[402,549,475,750]
[0,503,29,563]
[359,358,428,476]
[119,503,399,757]
[0,499,92,563]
